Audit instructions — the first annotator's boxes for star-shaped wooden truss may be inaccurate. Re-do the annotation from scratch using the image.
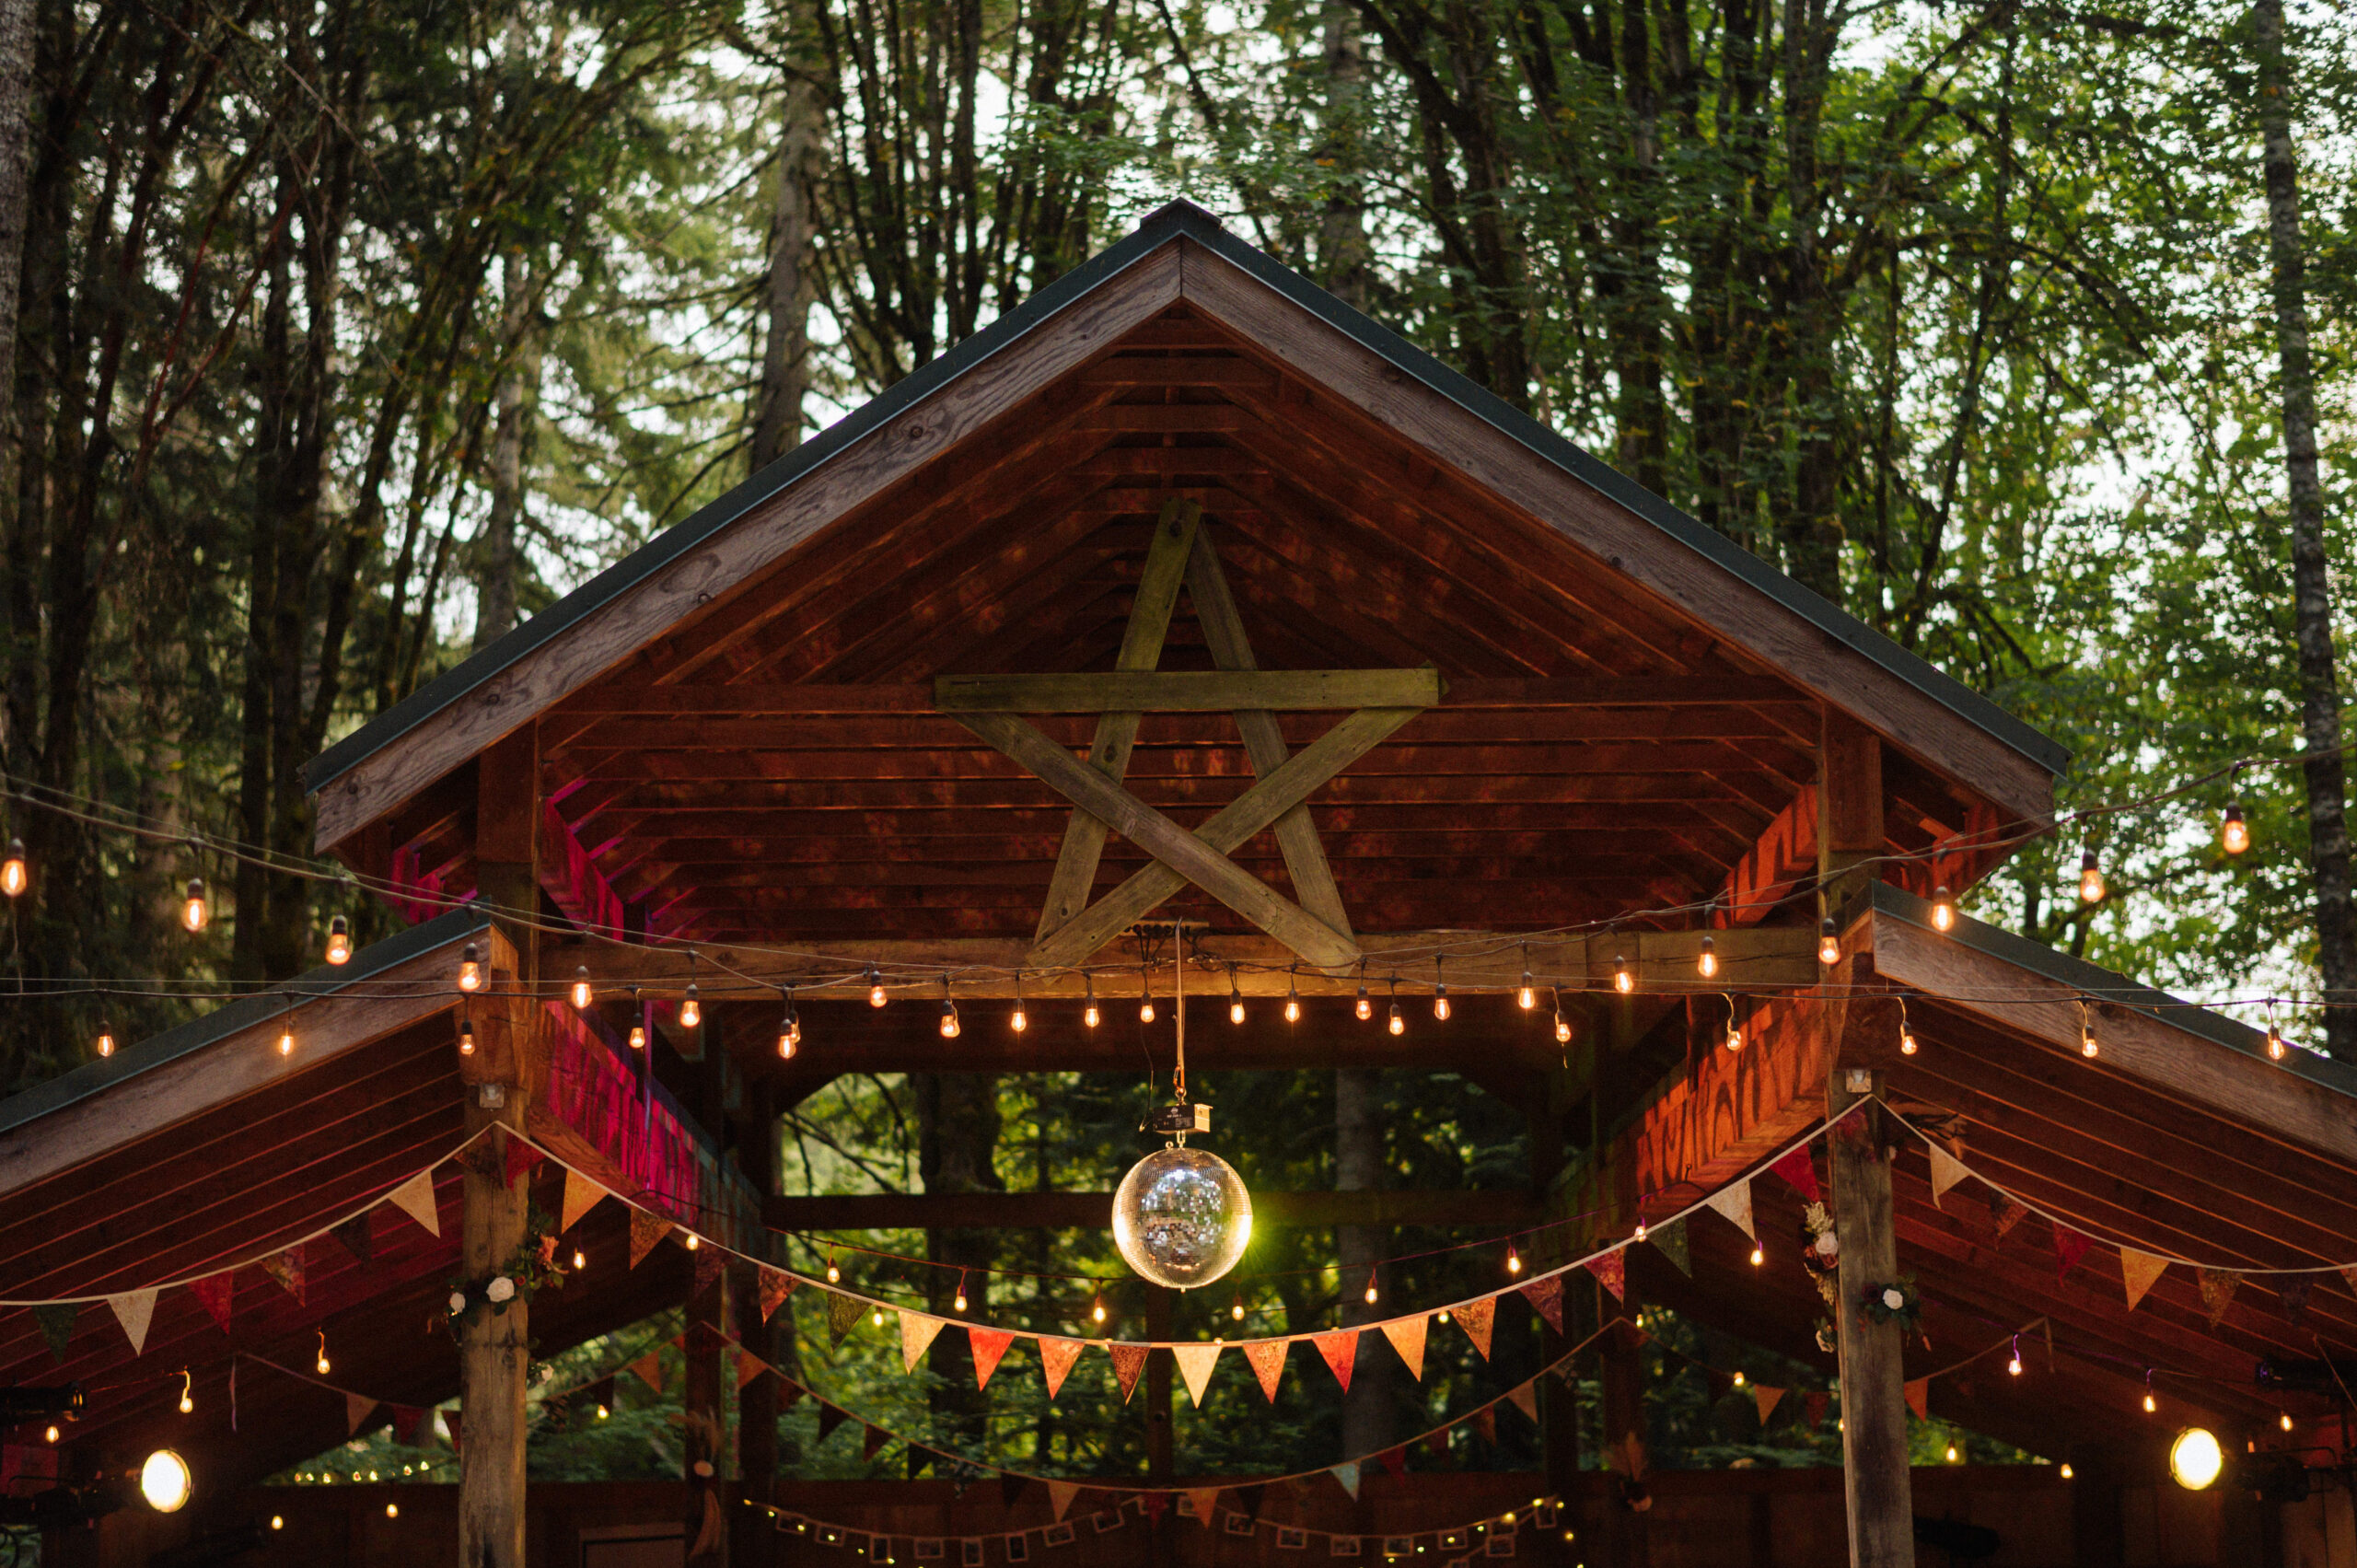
[935,500,1441,971]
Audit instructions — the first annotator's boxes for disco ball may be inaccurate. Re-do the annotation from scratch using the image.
[1111,1144,1253,1289]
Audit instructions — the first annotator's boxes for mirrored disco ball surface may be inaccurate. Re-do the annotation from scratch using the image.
[1111,1145,1253,1289]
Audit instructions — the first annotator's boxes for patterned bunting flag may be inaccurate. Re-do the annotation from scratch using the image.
[1375,1447,1407,1480]
[1243,1339,1288,1401]
[628,1208,668,1269]
[1381,1317,1427,1380]
[1108,1343,1150,1403]
[1186,1488,1222,1526]
[1989,1191,2026,1237]
[1039,1337,1085,1400]
[390,1407,424,1446]
[863,1424,888,1460]
[759,1268,798,1323]
[1802,1391,1829,1430]
[1329,1462,1360,1501]
[331,1214,375,1265]
[562,1167,606,1233]
[1770,1147,1820,1202]
[1926,1144,1969,1209]
[969,1328,1016,1391]
[1649,1216,1691,1277]
[32,1302,76,1364]
[1585,1249,1627,1303]
[2053,1222,2091,1283]
[1312,1330,1358,1393]
[627,1350,666,1393]
[1752,1385,1784,1425]
[443,1409,463,1454]
[1172,1343,1222,1407]
[816,1403,849,1444]
[1471,1407,1496,1445]
[1048,1481,1082,1522]
[386,1169,441,1237]
[261,1249,306,1303]
[900,1312,946,1373]
[1518,1277,1563,1335]
[827,1291,865,1347]
[2198,1268,2240,1328]
[2121,1249,2170,1312]
[1504,1382,1538,1423]
[2340,1263,2357,1299]
[191,1273,234,1333]
[347,1394,379,1436]
[107,1290,157,1355]
[1902,1380,1929,1420]
[738,1351,771,1390]
[504,1137,542,1191]
[693,1244,725,1296]
[1705,1179,1755,1240]
[1454,1296,1495,1360]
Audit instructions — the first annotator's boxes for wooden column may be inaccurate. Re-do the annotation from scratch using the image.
[2067,1446,2126,1568]
[733,1078,780,1568]
[687,1018,728,1562]
[461,726,540,1568]
[1145,1287,1174,1482]
[1598,1311,1650,1568]
[1829,1070,1914,1567]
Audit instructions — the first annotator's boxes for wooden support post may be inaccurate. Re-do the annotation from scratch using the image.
[461,726,539,1568]
[685,1266,726,1561]
[1598,1313,1650,1568]
[2067,1446,2125,1568]
[1817,710,1884,919]
[1829,1069,1914,1568]
[733,1080,780,1568]
[1145,1287,1174,1483]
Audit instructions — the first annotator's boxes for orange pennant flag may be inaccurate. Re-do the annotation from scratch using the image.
[627,1351,665,1393]
[969,1328,1016,1390]
[1108,1342,1150,1403]
[1903,1379,1929,1420]
[2121,1249,2170,1312]
[737,1352,770,1391]
[628,1208,668,1269]
[758,1267,798,1323]
[1313,1330,1358,1393]
[1753,1385,1784,1425]
[1039,1337,1085,1400]
[1380,1316,1427,1380]
[1186,1488,1222,1527]
[1243,1340,1288,1401]
[1172,1343,1221,1407]
[1454,1296,1496,1360]
[2199,1269,2240,1328]
[561,1167,605,1233]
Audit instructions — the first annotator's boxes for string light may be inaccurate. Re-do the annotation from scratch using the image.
[1229,968,1245,1026]
[1634,1221,1648,1243]
[777,989,800,1060]
[679,983,702,1031]
[1613,953,1633,994]
[316,1330,331,1376]
[1517,947,1536,1010]
[1945,1443,1960,1464]
[1091,1291,1107,1325]
[276,1002,296,1058]
[1387,976,1405,1036]
[1355,962,1371,1021]
[43,1425,56,1444]
[1723,995,1743,1052]
[181,877,208,934]
[2266,1001,2285,1062]
[628,989,645,1050]
[95,1019,114,1058]
[938,979,960,1040]
[684,1233,699,1251]
[2008,1336,2023,1376]
[325,916,352,965]
[1230,1294,1245,1322]
[1284,970,1301,1024]
[2060,1463,2074,1481]
[1749,1243,1764,1267]
[1083,974,1099,1029]
[1140,969,1156,1025]
[2080,1000,2098,1059]
[1553,991,1572,1045]
[1433,958,1449,1020]
[826,1249,841,1284]
[2143,1370,2156,1413]
[627,1022,646,1051]
[953,1272,969,1314]
[1898,998,1918,1057]
[1364,1269,1379,1306]
[1505,1241,1523,1276]
[178,1371,192,1414]
[573,1247,586,1271]
[1011,976,1028,1035]
[871,1305,885,1328]
[0,838,23,897]
[2222,802,2250,856]
[2281,1411,2294,1433]
[1698,933,1717,980]
[867,966,888,1007]
[1817,918,1840,967]
[2079,844,2105,904]
[1931,885,1956,932]
[458,1016,476,1056]
[564,966,590,1009]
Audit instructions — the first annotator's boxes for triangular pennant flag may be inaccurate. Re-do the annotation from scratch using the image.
[443,1408,463,1454]
[1381,1317,1427,1380]
[1039,1337,1085,1400]
[1705,1179,1756,1240]
[1903,1379,1929,1421]
[1001,1475,1028,1509]
[738,1351,772,1390]
[900,1312,946,1373]
[1927,1144,1969,1209]
[1990,1190,2026,1237]
[1243,1339,1287,1401]
[1752,1385,1784,1425]
[1518,1277,1564,1336]
[1186,1488,1222,1527]
[1312,1330,1357,1393]
[969,1328,1016,1391]
[693,1244,725,1296]
[390,1406,424,1446]
[863,1424,888,1460]
[1472,1406,1496,1444]
[760,1268,798,1322]
[261,1249,306,1303]
[2122,1249,2171,1312]
[1109,1343,1150,1403]
[2282,1279,2315,1329]
[627,1351,665,1393]
[32,1303,77,1364]
[1172,1343,1222,1407]
[1376,1446,1407,1480]
[1649,1216,1691,1277]
[1771,1147,1820,1202]
[1504,1382,1538,1423]
[107,1290,157,1355]
[1237,1483,1267,1519]
[827,1291,865,1347]
[2054,1222,2092,1283]
[2340,1263,2357,1299]
[628,1208,668,1269]
[2199,1268,2240,1328]
[387,1169,441,1237]
[561,1167,605,1233]
[1454,1296,1496,1360]
[1803,1391,1829,1430]
[816,1403,849,1444]
[190,1273,233,1333]
[331,1214,375,1265]
[1424,1430,1448,1457]
[1329,1462,1360,1501]
[347,1393,379,1436]
[776,1380,806,1411]
[1585,1249,1627,1303]
[1048,1481,1082,1522]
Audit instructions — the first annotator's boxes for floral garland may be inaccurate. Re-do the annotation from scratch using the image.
[444,1202,567,1339]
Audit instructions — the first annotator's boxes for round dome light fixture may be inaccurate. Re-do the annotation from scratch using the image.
[140,1448,192,1513]
[2168,1427,2223,1492]
[1111,1140,1252,1290]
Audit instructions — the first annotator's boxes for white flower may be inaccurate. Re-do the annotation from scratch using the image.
[447,1292,468,1314]
[1881,1287,1906,1311]
[1814,1232,1840,1257]
[486,1275,516,1303]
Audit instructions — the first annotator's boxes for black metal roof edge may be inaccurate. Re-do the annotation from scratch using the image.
[1868,881,2357,1099]
[0,907,490,1139]
[305,198,2067,797]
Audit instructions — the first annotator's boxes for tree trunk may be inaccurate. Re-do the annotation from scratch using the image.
[1317,0,1369,310]
[0,0,36,456]
[1336,1067,1391,1455]
[2254,0,2355,1056]
[750,26,821,472]
[474,245,536,650]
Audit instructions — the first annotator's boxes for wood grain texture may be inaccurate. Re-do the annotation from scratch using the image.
[1828,1077,1917,1568]
[934,668,1439,713]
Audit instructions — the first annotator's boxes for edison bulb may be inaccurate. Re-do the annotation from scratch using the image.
[1283,989,1301,1024]
[1387,1003,1404,1036]
[1140,998,1156,1024]
[627,1024,646,1051]
[180,878,208,934]
[1229,995,1245,1026]
[326,916,352,965]
[1930,886,1956,932]
[1085,1001,1100,1028]
[2079,847,2105,904]
[1817,920,1840,966]
[1111,1144,1253,1290]
[1613,957,1633,993]
[96,1023,115,1058]
[458,1019,475,1056]
[2222,806,2250,855]
[1012,1004,1028,1033]
[458,943,483,992]
[867,968,887,1007]
[1433,987,1450,1021]
[1517,975,1536,1009]
[1696,936,1717,980]
[277,1025,296,1057]
[0,838,24,897]
[679,984,701,1029]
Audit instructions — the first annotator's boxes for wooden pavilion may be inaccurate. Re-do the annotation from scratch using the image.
[5,200,2354,1567]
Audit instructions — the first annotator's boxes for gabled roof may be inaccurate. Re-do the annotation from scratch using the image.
[306,200,2062,854]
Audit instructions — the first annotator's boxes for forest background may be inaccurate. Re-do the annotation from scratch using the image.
[0,0,2351,1492]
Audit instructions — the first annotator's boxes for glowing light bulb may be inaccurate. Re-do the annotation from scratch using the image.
[2222,804,2249,855]
[939,999,960,1039]
[179,1372,193,1414]
[954,1276,969,1314]
[43,1425,56,1444]
[1517,970,1536,1009]
[1750,1244,1764,1266]
[2079,846,2104,904]
[326,916,352,965]
[0,839,22,898]
[2268,1025,2286,1062]
[1140,994,1156,1024]
[2060,1463,2073,1481]
[1817,919,1840,967]
[457,943,483,993]
[684,1233,699,1250]
[1285,984,1302,1023]
[1614,955,1633,994]
[1733,1371,1746,1388]
[1634,1222,1647,1243]
[1355,982,1371,1021]
[596,1404,610,1420]
[1230,1296,1245,1321]
[458,1018,475,1056]
[1229,990,1245,1027]
[1364,1270,1379,1306]
[2282,1411,2294,1433]
[826,1257,841,1283]
[317,1331,331,1375]
[1697,935,1717,980]
[2081,1021,2098,1059]
[272,1516,284,1529]
[679,984,701,1029]
[1433,984,1450,1021]
[627,1024,645,1051]
[1085,999,1100,1028]
[278,1023,296,1057]
[1387,1001,1404,1035]
[1554,1005,1572,1046]
[1945,1444,1959,1464]
[1725,1016,1744,1052]
[96,1021,114,1059]
[868,967,887,1007]
[2144,1392,2157,1413]
[573,1248,586,1270]
[181,877,208,934]
[1505,1245,1522,1276]
[777,1008,800,1060]
[2008,1354,2022,1376]
[1011,1002,1028,1033]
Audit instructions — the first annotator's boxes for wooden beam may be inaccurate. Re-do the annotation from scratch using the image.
[764,1188,1541,1231]
[459,1110,529,1568]
[934,668,1442,713]
[1033,498,1202,943]
[1829,1072,1915,1568]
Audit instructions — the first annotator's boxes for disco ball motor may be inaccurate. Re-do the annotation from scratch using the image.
[1111,1144,1253,1289]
